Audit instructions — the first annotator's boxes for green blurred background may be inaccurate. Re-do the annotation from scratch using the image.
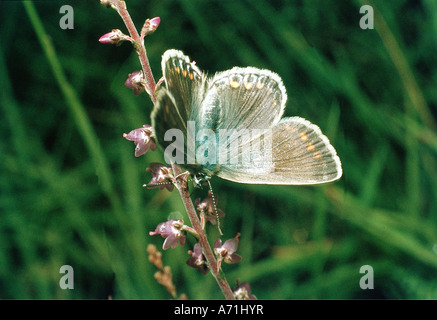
[1,0,436,299]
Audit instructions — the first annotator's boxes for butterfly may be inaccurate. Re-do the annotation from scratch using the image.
[151,49,342,185]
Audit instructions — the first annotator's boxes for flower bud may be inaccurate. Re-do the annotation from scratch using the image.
[98,29,126,45]
[100,0,113,8]
[141,17,161,38]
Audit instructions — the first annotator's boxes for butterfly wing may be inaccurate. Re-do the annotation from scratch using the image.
[151,88,186,158]
[151,50,206,169]
[152,50,342,184]
[195,67,286,130]
[215,116,342,185]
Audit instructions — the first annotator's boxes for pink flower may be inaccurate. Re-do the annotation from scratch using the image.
[174,171,190,191]
[145,163,175,192]
[186,243,208,274]
[123,124,156,157]
[214,233,242,269]
[100,0,115,9]
[125,71,146,96]
[233,282,257,300]
[195,191,225,225]
[149,220,186,250]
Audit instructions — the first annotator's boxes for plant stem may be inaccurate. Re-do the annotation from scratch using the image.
[107,0,235,300]
[112,0,156,103]
[171,163,235,300]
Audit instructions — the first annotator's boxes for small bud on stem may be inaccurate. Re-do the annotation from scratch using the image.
[99,29,132,45]
[141,17,161,39]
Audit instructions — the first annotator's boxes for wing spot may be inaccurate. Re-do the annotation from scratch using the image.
[307,143,315,151]
[182,69,188,77]
[164,104,170,121]
[189,72,194,80]
[244,82,254,90]
[300,132,309,142]
[313,151,322,159]
[230,80,241,88]
[256,82,265,89]
[175,67,181,74]
[285,125,297,133]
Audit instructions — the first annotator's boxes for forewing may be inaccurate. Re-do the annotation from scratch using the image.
[161,49,205,127]
[152,50,206,159]
[151,88,186,157]
[197,67,286,131]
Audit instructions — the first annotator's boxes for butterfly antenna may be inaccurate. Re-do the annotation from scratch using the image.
[143,181,173,188]
[207,179,223,236]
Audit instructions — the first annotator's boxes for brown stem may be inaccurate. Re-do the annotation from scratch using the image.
[171,163,235,300]
[106,0,234,300]
[112,0,156,103]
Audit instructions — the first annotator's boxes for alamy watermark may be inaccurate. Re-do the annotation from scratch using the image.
[359,5,374,30]
[59,265,74,290]
[163,121,273,168]
[359,265,374,290]
[59,5,74,30]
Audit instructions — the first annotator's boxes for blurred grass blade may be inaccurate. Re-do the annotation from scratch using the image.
[23,2,121,213]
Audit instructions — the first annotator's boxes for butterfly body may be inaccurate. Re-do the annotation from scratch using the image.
[152,50,342,185]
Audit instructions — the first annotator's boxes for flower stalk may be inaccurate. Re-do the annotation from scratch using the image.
[101,0,241,300]
[107,0,156,103]
[171,163,235,300]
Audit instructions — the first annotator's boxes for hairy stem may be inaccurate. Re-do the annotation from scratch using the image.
[106,0,235,300]
[172,163,235,300]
